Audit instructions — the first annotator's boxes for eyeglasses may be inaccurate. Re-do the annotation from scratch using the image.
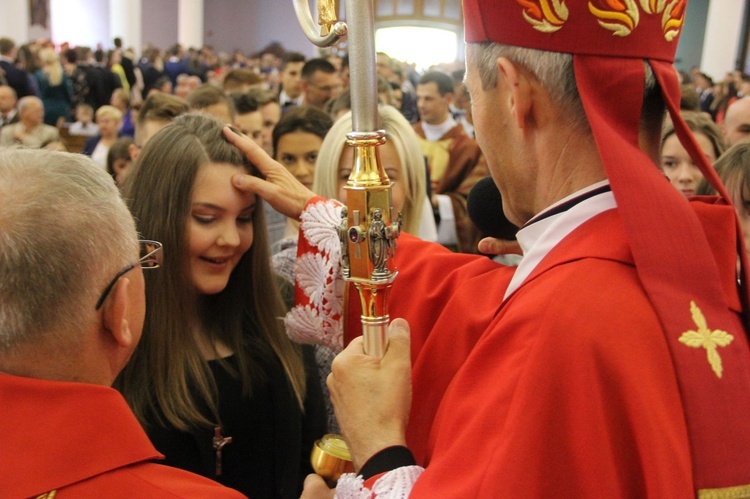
[95,240,163,310]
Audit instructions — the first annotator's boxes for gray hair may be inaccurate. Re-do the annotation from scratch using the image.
[0,148,137,354]
[466,42,659,133]
[18,96,42,114]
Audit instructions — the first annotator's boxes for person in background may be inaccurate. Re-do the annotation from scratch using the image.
[187,84,236,125]
[116,114,325,499]
[83,105,122,168]
[414,70,486,253]
[35,48,72,126]
[0,147,243,499]
[106,136,134,186]
[315,105,431,239]
[130,92,189,161]
[0,37,35,98]
[270,105,333,260]
[0,96,58,147]
[223,68,263,94]
[0,85,19,127]
[231,92,263,145]
[697,140,750,263]
[69,103,99,136]
[247,86,286,251]
[300,58,342,110]
[661,111,726,197]
[111,88,135,137]
[723,96,750,147]
[278,52,306,109]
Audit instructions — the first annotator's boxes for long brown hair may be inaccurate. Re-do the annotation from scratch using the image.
[116,114,306,431]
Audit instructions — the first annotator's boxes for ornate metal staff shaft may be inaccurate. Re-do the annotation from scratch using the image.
[292,0,400,358]
[293,0,401,481]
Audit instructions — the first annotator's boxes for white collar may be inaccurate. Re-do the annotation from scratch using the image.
[422,115,457,142]
[504,180,616,300]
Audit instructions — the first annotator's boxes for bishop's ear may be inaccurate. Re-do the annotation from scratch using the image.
[497,57,532,129]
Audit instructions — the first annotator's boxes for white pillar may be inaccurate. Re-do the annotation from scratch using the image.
[178,0,204,49]
[701,0,745,80]
[0,0,30,45]
[109,0,142,54]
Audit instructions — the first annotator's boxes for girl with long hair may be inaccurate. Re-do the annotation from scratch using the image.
[116,113,325,498]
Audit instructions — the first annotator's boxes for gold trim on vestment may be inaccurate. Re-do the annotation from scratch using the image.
[698,484,750,498]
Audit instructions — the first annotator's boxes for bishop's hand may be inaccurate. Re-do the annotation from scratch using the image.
[223,126,316,221]
[328,318,413,471]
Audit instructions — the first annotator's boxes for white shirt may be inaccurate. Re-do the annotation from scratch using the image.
[504,180,616,300]
[279,90,302,108]
[422,115,458,142]
[90,141,109,168]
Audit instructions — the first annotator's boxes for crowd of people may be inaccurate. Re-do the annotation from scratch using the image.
[3,2,750,496]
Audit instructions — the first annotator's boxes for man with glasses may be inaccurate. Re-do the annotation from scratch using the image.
[0,148,243,498]
[300,58,342,110]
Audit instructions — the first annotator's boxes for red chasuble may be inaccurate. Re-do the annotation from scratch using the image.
[404,204,747,496]
[0,373,245,498]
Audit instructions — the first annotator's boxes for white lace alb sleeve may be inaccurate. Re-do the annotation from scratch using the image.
[335,466,424,499]
[284,199,346,351]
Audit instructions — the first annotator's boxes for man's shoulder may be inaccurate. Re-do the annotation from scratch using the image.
[444,123,479,148]
[0,123,16,140]
[41,124,59,136]
[61,462,246,498]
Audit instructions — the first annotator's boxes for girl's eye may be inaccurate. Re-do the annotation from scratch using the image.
[280,154,296,166]
[339,169,352,180]
[385,169,399,180]
[193,215,215,224]
[661,159,676,169]
[238,212,254,224]
[306,152,319,163]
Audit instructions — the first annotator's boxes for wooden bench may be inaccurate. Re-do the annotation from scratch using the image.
[58,123,89,154]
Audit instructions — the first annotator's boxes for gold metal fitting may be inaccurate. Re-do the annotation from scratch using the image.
[310,434,354,482]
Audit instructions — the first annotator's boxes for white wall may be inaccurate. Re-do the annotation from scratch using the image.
[0,0,30,45]
[50,0,111,49]
[701,0,746,80]
[203,0,315,56]
[142,0,179,51]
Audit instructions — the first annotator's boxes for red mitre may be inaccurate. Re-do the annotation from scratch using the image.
[463,0,750,493]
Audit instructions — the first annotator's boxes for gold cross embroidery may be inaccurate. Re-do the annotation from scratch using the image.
[678,301,734,379]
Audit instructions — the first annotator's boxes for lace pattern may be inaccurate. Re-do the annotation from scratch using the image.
[335,466,424,498]
[284,199,345,351]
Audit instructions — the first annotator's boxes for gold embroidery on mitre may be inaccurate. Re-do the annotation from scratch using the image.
[588,0,640,37]
[638,0,685,41]
[36,492,56,499]
[678,301,734,379]
[697,484,750,499]
[518,0,569,33]
[660,0,686,41]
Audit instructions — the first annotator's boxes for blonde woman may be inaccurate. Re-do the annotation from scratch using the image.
[83,105,123,168]
[314,104,431,238]
[35,48,72,126]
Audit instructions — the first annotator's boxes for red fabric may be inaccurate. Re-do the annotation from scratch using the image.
[463,0,684,61]
[398,206,750,496]
[0,373,244,498]
[577,57,750,489]
[461,1,750,489]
